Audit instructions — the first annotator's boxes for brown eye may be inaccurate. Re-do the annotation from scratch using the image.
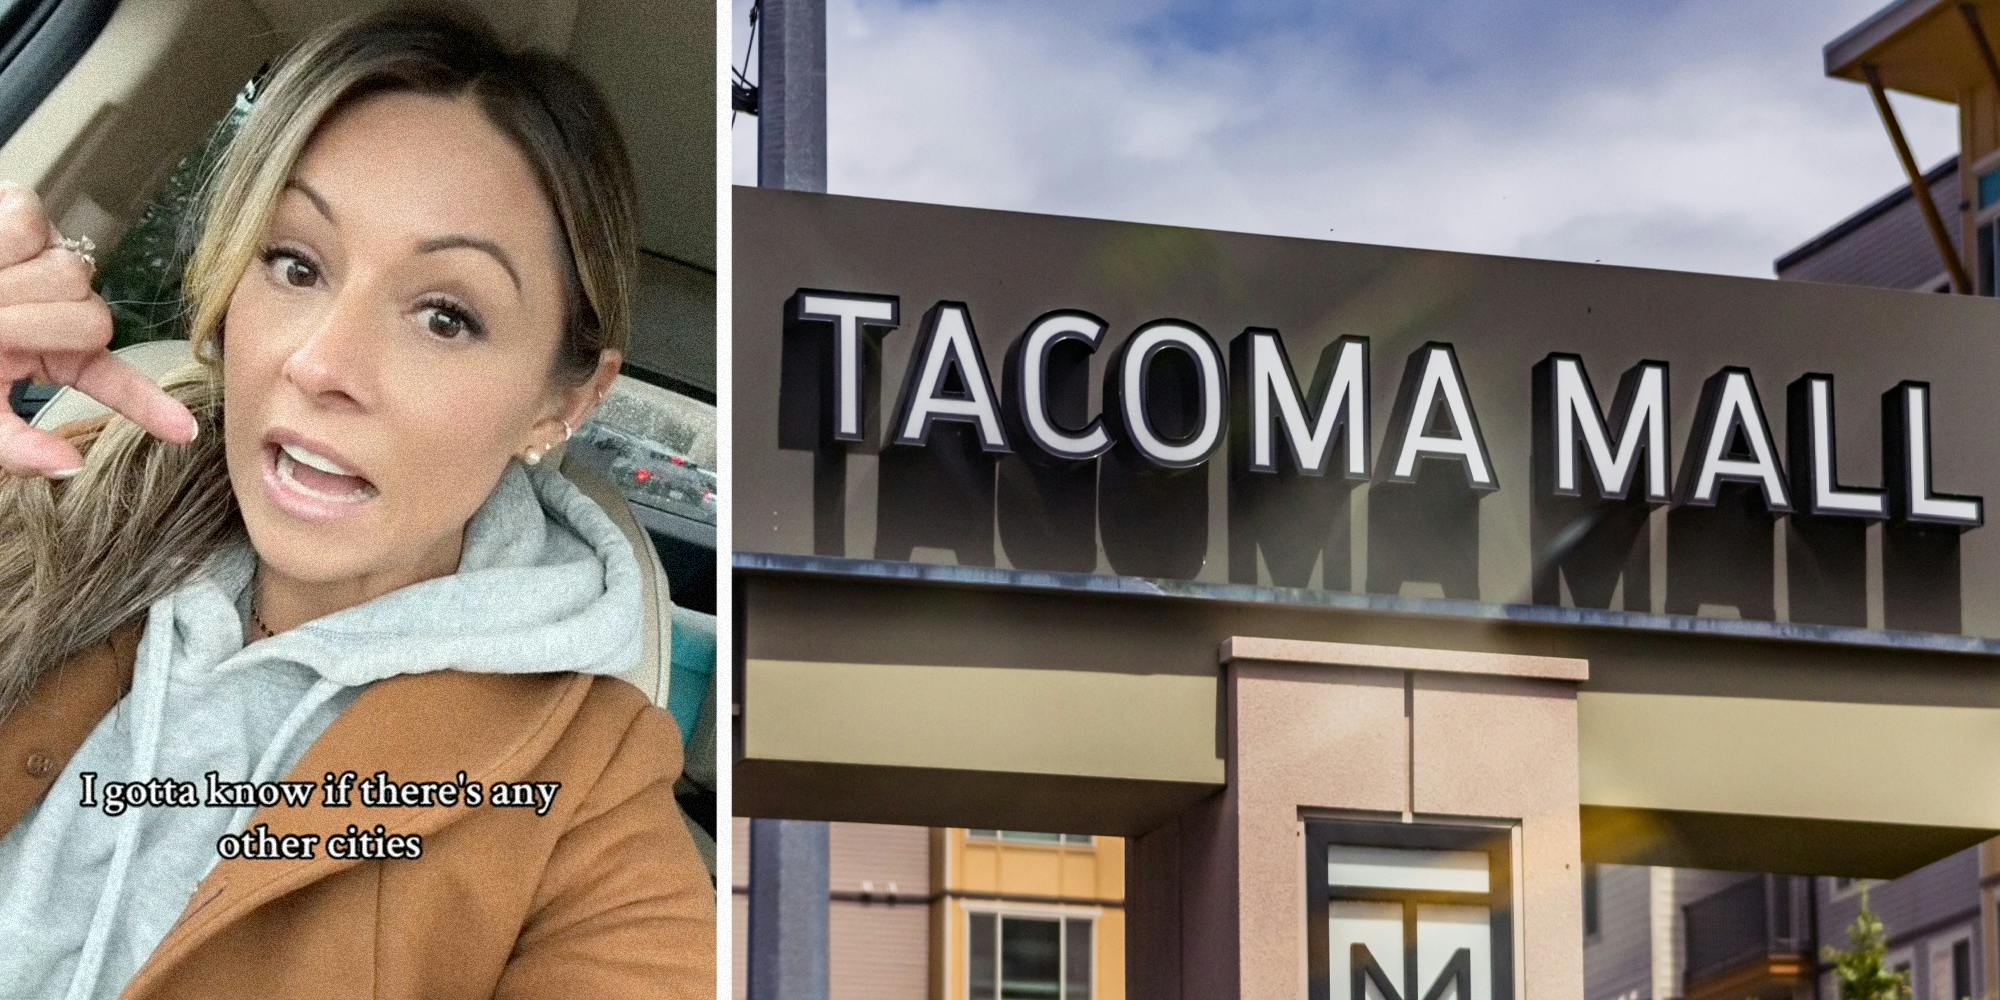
[425,309,466,339]
[418,298,485,342]
[260,246,320,289]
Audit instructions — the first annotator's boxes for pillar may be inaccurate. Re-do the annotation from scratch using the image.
[1128,637,1589,1000]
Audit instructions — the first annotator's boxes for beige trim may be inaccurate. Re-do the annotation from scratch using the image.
[1580,691,2000,830]
[741,658,1224,784]
[1222,636,1588,682]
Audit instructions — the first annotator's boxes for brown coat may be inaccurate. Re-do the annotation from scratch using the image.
[0,621,716,999]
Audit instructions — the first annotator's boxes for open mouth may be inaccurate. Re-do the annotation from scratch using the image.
[260,435,380,523]
[273,441,378,502]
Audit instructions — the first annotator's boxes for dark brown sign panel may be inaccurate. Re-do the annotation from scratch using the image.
[733,187,2000,651]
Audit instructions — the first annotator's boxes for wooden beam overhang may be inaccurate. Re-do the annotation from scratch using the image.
[1866,61,1974,292]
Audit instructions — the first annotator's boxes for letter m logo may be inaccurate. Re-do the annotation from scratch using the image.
[1308,820,1513,1000]
[1351,943,1473,1000]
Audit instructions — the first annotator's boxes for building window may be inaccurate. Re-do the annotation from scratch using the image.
[967,830,1094,846]
[1981,222,1995,296]
[968,911,1092,1000]
[1950,938,1970,1000]
[1979,167,2000,211]
[1582,864,1601,938]
[1925,933,1975,1000]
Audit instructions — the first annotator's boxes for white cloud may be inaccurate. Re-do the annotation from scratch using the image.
[732,0,1961,279]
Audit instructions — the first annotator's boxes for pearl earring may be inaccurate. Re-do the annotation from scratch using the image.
[522,422,574,468]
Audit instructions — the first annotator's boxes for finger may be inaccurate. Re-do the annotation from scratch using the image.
[0,297,112,353]
[0,185,53,271]
[0,246,93,307]
[0,408,85,478]
[67,351,198,445]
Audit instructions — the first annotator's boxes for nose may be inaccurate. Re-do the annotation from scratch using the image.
[279,281,377,411]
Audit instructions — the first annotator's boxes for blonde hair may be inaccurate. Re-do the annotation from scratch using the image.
[0,4,640,715]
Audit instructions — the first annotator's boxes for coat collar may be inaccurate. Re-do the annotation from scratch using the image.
[1,624,595,997]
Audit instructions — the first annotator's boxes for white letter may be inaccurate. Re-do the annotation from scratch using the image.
[1549,356,1668,502]
[891,302,1009,452]
[1889,382,1983,527]
[1012,311,1112,460]
[1113,321,1225,468]
[1243,331,1368,477]
[792,291,900,442]
[1389,343,1497,490]
[1682,368,1789,510]
[1791,374,1886,519]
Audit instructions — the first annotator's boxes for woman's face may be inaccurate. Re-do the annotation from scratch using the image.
[223,90,585,594]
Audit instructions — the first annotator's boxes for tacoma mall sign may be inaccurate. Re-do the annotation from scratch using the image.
[736,188,2000,650]
[736,189,2000,999]
[788,291,1981,523]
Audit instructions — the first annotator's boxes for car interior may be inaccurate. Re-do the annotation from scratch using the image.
[0,0,719,871]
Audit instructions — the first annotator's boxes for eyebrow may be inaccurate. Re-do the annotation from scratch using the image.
[416,235,523,295]
[284,179,524,296]
[286,180,336,224]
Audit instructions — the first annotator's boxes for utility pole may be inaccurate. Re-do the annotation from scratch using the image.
[746,3,831,999]
[755,0,826,192]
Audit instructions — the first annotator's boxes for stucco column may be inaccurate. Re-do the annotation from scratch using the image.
[1127,637,1589,1000]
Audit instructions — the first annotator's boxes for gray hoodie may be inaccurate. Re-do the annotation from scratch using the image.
[0,461,643,1000]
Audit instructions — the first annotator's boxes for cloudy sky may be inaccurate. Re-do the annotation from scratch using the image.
[730,0,1959,279]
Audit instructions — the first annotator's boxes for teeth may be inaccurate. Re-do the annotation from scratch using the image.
[279,442,353,476]
[276,449,377,502]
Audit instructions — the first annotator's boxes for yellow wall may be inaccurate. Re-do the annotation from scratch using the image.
[935,829,1126,1000]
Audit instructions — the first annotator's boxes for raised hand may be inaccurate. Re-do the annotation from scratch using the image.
[0,183,198,478]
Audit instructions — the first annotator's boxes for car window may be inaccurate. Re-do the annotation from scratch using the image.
[98,78,253,349]
[0,0,122,147]
[573,377,718,527]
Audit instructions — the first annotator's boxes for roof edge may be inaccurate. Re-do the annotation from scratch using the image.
[1774,154,1958,275]
[1825,0,1948,78]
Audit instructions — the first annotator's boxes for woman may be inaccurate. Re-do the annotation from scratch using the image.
[0,6,713,999]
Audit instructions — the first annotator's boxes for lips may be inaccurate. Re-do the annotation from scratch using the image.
[275,441,376,500]
[261,430,380,522]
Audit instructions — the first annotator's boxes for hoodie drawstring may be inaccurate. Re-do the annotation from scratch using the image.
[219,678,345,840]
[63,608,176,1000]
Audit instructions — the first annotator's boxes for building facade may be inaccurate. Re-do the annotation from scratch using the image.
[732,821,1127,1000]
[1779,6,2000,993]
[1581,853,1993,1000]
[1574,5,2000,996]
[1584,866,1752,1000]
[733,3,2000,997]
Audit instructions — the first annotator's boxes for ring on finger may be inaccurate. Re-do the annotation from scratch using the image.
[50,234,95,276]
